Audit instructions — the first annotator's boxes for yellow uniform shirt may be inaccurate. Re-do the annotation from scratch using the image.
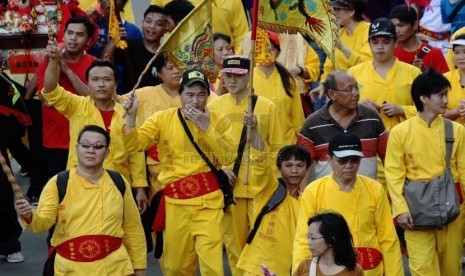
[293,175,403,276]
[24,168,146,275]
[208,94,283,198]
[151,0,249,52]
[253,67,305,145]
[321,21,372,81]
[348,59,421,132]
[236,149,299,275]
[123,108,235,207]
[385,115,465,217]
[444,69,465,125]
[43,85,147,188]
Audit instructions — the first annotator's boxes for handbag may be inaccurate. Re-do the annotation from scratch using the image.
[403,119,460,229]
[177,109,235,208]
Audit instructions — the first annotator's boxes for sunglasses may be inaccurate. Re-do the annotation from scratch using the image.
[78,143,106,150]
[334,156,362,165]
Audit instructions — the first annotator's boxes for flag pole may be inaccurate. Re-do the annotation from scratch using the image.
[0,152,25,200]
[243,0,259,185]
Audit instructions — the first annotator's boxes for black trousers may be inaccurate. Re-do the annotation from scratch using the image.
[0,146,22,255]
[25,99,48,199]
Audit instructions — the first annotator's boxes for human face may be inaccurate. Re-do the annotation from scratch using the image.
[307,222,331,257]
[332,7,355,27]
[222,72,249,96]
[453,45,465,70]
[76,131,109,169]
[369,36,397,63]
[270,42,280,59]
[180,83,209,112]
[142,12,166,43]
[329,155,361,183]
[214,38,234,67]
[421,88,448,115]
[165,15,176,32]
[157,61,182,88]
[88,66,116,102]
[64,23,90,54]
[328,73,360,110]
[279,158,308,188]
[391,19,417,43]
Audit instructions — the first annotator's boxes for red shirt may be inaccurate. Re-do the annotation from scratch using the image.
[394,41,449,74]
[99,109,115,134]
[37,53,96,149]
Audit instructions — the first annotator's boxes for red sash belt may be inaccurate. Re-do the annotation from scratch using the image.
[354,247,382,270]
[419,26,451,41]
[51,235,122,262]
[152,171,220,231]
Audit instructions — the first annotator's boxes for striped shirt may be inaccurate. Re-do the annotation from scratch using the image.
[298,102,388,181]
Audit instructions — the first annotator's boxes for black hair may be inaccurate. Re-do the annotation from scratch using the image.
[164,0,194,24]
[65,16,96,39]
[452,34,465,51]
[275,62,296,98]
[389,4,417,25]
[144,5,165,19]
[307,212,357,270]
[213,33,232,44]
[352,0,367,22]
[276,145,311,169]
[153,52,170,73]
[411,68,450,112]
[85,59,118,82]
[77,125,110,148]
[323,70,350,96]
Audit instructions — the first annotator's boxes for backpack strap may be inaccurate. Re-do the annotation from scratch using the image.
[106,169,126,197]
[56,170,70,204]
[444,119,454,169]
[56,169,125,204]
[246,178,288,244]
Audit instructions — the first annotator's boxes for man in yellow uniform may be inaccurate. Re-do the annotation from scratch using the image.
[385,70,465,276]
[349,17,421,132]
[348,17,421,188]
[123,68,237,275]
[236,145,310,275]
[208,56,282,275]
[293,133,403,276]
[151,0,249,52]
[15,125,146,275]
[41,38,148,213]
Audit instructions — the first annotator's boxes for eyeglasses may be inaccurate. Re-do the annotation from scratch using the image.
[78,143,106,150]
[306,233,325,241]
[332,84,362,95]
[334,156,362,165]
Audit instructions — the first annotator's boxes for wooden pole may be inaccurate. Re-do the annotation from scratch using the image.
[0,151,24,200]
[243,0,259,185]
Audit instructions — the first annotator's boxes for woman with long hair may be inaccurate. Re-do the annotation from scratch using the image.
[294,212,364,276]
[310,0,372,101]
[253,33,305,146]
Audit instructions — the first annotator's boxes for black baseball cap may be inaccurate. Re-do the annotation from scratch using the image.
[180,68,209,89]
[329,133,364,158]
[221,56,250,75]
[369,18,397,40]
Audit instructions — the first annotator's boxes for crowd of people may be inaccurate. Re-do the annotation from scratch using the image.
[3,0,465,275]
